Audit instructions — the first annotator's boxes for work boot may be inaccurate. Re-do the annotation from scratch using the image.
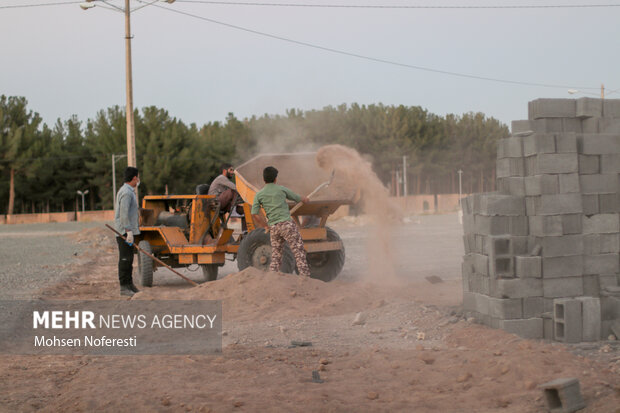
[128,283,140,293]
[120,285,135,297]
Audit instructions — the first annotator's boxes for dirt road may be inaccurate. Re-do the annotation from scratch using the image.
[0,214,618,412]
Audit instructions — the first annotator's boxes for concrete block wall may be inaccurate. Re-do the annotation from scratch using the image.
[462,98,620,341]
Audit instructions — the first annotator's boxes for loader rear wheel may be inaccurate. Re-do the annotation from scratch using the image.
[306,226,345,282]
[237,228,295,273]
[138,240,154,287]
[201,264,218,282]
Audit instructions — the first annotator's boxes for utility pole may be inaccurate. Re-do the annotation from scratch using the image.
[112,153,128,210]
[601,83,605,99]
[402,155,408,198]
[125,0,136,168]
[457,169,463,208]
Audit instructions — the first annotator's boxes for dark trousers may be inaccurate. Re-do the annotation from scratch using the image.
[116,236,135,286]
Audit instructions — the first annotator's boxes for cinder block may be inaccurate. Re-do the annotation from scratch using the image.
[500,318,543,339]
[525,155,538,176]
[524,175,559,196]
[488,297,523,319]
[600,296,620,321]
[524,297,544,318]
[511,119,534,134]
[497,177,525,196]
[463,291,476,312]
[581,118,599,133]
[529,216,562,236]
[598,117,620,133]
[475,293,490,314]
[490,257,514,279]
[475,234,488,254]
[578,154,600,175]
[558,173,580,193]
[554,299,582,343]
[496,278,543,298]
[581,133,620,154]
[533,118,563,133]
[583,254,620,274]
[497,158,526,178]
[516,256,542,278]
[543,314,554,339]
[555,133,578,152]
[579,174,618,194]
[599,274,618,289]
[600,154,620,173]
[529,98,576,119]
[509,216,529,236]
[544,277,583,298]
[599,193,620,213]
[511,236,530,255]
[583,234,620,254]
[503,137,523,158]
[471,253,489,276]
[542,255,583,278]
[539,194,582,215]
[577,297,601,342]
[525,196,539,215]
[582,214,620,234]
[602,99,620,117]
[474,215,510,235]
[561,214,582,235]
[582,275,600,297]
[523,133,555,156]
[478,194,525,216]
[540,377,586,413]
[561,119,582,133]
[536,153,579,174]
[582,194,599,215]
[576,97,603,118]
[542,235,583,257]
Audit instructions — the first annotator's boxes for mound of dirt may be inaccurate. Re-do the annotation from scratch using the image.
[135,267,384,322]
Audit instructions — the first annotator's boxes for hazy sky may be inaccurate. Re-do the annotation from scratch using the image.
[1,0,618,128]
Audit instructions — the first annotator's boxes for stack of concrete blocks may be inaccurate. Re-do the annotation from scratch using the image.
[462,98,620,341]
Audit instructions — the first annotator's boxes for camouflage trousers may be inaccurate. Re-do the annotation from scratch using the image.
[269,220,311,277]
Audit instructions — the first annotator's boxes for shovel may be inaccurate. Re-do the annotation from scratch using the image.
[290,169,335,215]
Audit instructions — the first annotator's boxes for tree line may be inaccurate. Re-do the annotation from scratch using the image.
[0,95,508,215]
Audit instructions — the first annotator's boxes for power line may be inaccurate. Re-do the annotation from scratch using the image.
[152,3,602,90]
[0,1,82,9]
[175,1,620,9]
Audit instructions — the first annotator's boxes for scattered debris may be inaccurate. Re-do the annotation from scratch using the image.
[311,371,324,383]
[366,391,379,400]
[290,341,312,347]
[352,312,366,326]
[425,275,443,284]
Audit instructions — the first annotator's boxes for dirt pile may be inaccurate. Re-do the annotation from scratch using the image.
[135,267,383,322]
[316,144,402,281]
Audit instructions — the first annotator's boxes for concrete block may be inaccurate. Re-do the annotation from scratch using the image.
[583,234,620,254]
[523,133,555,156]
[511,236,530,255]
[540,377,586,413]
[474,215,510,235]
[555,133,578,152]
[599,274,618,289]
[599,193,620,213]
[544,277,584,297]
[529,98,576,119]
[581,118,599,133]
[561,119,582,133]
[536,153,579,174]
[510,216,529,236]
[497,278,543,298]
[475,293,490,314]
[524,297,544,318]
[581,133,620,154]
[475,234,488,255]
[600,296,620,320]
[582,275,600,297]
[598,117,620,133]
[500,318,543,339]
[579,174,618,194]
[543,314,554,340]
[554,299,582,343]
[503,137,523,158]
[529,215,562,236]
[581,194,599,215]
[524,155,538,176]
[583,254,620,274]
[524,175,559,196]
[543,255,583,278]
[578,154,600,175]
[488,297,522,319]
[561,214,582,234]
[496,158,510,178]
[497,177,525,196]
[490,257,514,279]
[463,291,476,312]
[558,174,580,193]
[582,214,619,234]
[516,256,542,278]
[479,194,525,216]
[577,297,601,342]
[600,154,620,173]
[539,194,582,215]
[525,196,539,215]
[602,99,620,117]
[471,253,489,276]
[576,97,603,118]
[511,119,534,134]
[542,235,583,257]
[471,273,491,295]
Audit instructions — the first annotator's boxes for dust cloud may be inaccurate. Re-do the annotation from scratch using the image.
[316,144,403,282]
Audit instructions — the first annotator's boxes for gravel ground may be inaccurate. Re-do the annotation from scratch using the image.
[0,221,107,299]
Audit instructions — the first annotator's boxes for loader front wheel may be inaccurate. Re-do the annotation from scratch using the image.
[237,228,295,274]
[201,264,218,282]
[138,240,154,287]
[306,226,345,282]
